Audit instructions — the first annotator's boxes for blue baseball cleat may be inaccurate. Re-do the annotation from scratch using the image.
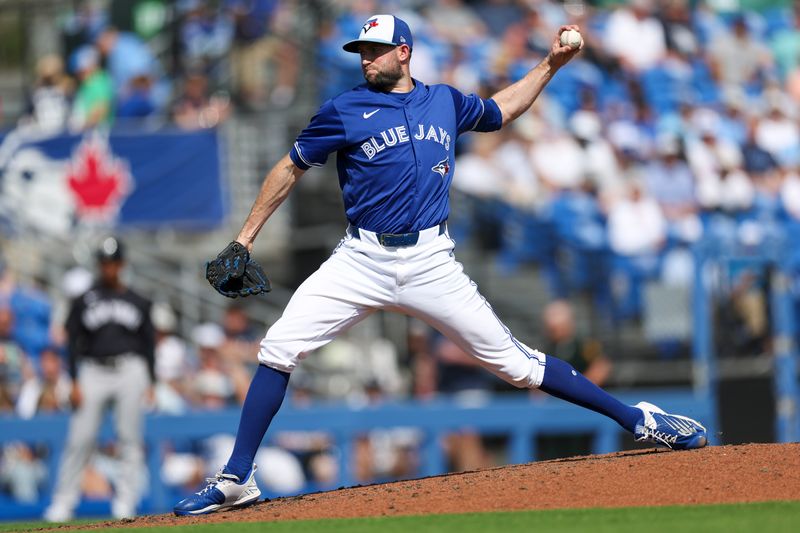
[633,402,708,450]
[173,464,261,516]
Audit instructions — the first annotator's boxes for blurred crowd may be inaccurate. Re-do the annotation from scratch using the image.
[17,0,302,134]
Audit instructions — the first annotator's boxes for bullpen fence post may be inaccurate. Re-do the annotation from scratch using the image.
[770,267,799,443]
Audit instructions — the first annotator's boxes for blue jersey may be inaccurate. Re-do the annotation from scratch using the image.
[289,79,503,233]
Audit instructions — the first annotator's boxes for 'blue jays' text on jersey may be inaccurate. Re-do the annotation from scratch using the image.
[289,79,503,233]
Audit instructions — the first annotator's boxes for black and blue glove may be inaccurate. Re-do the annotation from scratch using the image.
[205,241,271,298]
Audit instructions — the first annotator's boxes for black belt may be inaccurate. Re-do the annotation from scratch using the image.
[90,354,133,367]
[350,222,446,247]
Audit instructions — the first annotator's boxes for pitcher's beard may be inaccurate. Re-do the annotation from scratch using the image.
[364,68,402,91]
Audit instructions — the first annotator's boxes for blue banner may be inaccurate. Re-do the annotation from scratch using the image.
[0,128,227,234]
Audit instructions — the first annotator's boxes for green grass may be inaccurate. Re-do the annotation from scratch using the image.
[3,501,799,533]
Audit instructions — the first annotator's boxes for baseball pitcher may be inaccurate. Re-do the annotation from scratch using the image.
[175,15,707,516]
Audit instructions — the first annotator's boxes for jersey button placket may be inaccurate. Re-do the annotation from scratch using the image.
[404,107,421,230]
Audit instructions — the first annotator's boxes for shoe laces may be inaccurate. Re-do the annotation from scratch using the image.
[636,426,677,448]
[198,471,240,494]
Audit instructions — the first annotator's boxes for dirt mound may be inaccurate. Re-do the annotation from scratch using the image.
[71,443,800,530]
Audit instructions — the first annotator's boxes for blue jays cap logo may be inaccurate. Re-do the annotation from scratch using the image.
[363,18,379,33]
[432,157,450,178]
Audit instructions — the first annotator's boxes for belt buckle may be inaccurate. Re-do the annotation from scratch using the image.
[379,232,419,247]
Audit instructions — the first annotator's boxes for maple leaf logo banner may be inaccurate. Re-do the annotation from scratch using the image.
[66,133,132,222]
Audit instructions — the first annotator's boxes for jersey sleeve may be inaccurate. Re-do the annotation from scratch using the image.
[290,99,347,170]
[446,86,503,135]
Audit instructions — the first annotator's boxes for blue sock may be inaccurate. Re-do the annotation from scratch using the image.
[224,364,290,480]
[539,356,641,433]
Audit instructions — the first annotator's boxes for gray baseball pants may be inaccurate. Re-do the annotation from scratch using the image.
[48,355,150,515]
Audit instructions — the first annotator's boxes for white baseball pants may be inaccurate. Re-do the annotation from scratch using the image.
[258,225,546,389]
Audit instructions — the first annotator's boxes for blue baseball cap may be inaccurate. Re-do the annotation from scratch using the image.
[343,14,413,53]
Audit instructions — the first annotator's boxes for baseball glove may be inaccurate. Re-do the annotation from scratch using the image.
[205,241,271,298]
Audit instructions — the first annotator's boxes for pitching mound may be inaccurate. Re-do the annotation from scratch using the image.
[76,443,800,529]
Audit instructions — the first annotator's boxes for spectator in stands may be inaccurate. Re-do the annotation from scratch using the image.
[225,0,298,108]
[190,322,245,408]
[21,55,73,134]
[178,0,234,78]
[707,14,774,94]
[569,108,622,198]
[16,346,71,419]
[452,134,508,251]
[171,71,231,129]
[643,136,701,244]
[686,114,754,215]
[742,116,779,176]
[717,87,749,146]
[218,304,261,374]
[116,70,158,120]
[495,124,539,209]
[530,125,585,193]
[68,45,114,130]
[605,104,653,181]
[44,237,155,522]
[753,89,800,167]
[658,0,699,57]
[0,442,46,504]
[603,0,667,72]
[607,179,667,321]
[151,302,192,415]
[222,304,260,344]
[715,268,770,358]
[542,300,610,386]
[95,26,157,95]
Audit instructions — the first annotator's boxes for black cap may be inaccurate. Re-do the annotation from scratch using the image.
[96,236,124,262]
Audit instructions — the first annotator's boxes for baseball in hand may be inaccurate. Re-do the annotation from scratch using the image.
[560,29,582,49]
